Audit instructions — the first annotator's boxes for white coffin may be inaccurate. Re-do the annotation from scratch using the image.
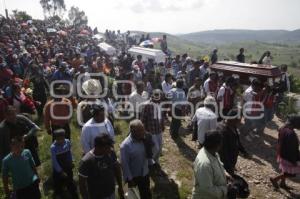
[128,47,166,63]
[98,42,116,56]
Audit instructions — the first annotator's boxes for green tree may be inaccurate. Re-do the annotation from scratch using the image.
[40,0,66,18]
[68,6,88,27]
[12,10,32,21]
[48,15,62,25]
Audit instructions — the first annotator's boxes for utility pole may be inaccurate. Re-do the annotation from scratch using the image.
[3,0,8,19]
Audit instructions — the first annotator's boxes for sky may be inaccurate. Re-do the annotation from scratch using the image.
[1,0,300,34]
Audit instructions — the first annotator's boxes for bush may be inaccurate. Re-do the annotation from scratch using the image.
[290,75,300,93]
[277,94,299,120]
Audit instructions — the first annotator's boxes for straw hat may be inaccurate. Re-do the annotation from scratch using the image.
[204,96,216,106]
[82,79,102,96]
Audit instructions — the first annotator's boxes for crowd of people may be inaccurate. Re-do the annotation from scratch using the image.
[0,15,298,199]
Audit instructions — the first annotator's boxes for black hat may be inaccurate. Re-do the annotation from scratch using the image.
[53,129,65,137]
[92,104,105,111]
[91,104,105,116]
[94,134,114,148]
[54,84,67,91]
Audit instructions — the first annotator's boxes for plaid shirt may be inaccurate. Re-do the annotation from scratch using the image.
[140,100,164,134]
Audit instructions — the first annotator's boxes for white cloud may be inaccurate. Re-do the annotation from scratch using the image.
[114,0,207,13]
[1,0,300,34]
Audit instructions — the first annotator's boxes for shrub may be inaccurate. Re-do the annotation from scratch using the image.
[290,75,300,93]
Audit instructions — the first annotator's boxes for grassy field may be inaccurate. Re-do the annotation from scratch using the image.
[0,115,129,199]
[0,115,195,199]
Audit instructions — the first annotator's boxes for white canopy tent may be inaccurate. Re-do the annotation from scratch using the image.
[98,42,116,56]
[128,47,166,63]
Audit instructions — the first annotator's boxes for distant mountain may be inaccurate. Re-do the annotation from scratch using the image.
[178,29,300,45]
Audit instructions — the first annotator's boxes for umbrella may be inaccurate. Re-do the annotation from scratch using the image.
[57,30,68,36]
[47,28,57,33]
[21,22,28,27]
[77,33,88,38]
[80,29,90,35]
[139,40,154,47]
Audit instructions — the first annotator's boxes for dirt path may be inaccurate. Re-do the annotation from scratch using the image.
[154,117,300,199]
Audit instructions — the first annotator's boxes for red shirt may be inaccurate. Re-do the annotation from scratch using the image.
[0,68,13,87]
[0,98,8,122]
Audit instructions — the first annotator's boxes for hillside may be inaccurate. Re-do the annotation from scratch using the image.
[143,32,300,77]
[178,29,300,45]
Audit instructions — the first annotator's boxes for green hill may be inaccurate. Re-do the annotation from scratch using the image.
[178,29,300,45]
[144,32,300,77]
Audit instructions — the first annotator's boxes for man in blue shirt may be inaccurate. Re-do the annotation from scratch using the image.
[51,62,72,82]
[168,79,187,138]
[120,119,152,199]
[51,129,78,199]
[2,136,41,199]
[171,55,182,76]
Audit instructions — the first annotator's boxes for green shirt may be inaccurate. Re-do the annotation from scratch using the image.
[2,149,38,190]
[192,148,228,199]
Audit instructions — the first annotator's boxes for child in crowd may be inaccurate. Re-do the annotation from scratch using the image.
[51,129,78,199]
[2,137,41,199]
[270,115,300,190]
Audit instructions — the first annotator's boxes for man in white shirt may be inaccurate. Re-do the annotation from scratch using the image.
[161,73,173,95]
[192,96,218,147]
[132,55,144,72]
[242,79,264,140]
[199,62,209,81]
[203,72,218,97]
[132,65,143,82]
[262,51,272,65]
[217,76,235,117]
[129,81,149,117]
[80,104,114,154]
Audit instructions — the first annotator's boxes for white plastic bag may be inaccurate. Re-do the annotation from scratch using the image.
[125,187,140,199]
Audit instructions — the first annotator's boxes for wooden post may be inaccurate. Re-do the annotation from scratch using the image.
[5,9,8,19]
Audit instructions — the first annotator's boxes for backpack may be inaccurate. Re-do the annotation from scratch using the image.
[228,174,250,199]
